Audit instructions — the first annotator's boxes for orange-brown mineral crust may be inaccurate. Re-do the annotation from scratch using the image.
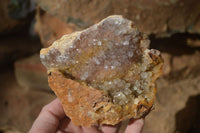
[40,15,163,126]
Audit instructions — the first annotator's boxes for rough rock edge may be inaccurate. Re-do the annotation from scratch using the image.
[41,15,163,126]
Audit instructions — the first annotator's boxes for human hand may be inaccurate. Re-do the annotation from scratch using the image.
[29,98,144,133]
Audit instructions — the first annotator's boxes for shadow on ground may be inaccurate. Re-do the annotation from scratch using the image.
[174,94,200,133]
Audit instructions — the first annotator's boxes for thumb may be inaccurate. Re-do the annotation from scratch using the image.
[125,118,144,133]
[29,98,65,133]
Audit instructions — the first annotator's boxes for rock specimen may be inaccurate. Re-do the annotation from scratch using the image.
[40,15,163,126]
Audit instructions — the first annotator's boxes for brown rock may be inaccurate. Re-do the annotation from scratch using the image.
[161,53,171,76]
[35,0,200,36]
[172,51,200,72]
[143,68,200,133]
[0,33,41,67]
[15,54,50,90]
[0,125,21,133]
[0,0,32,34]
[40,16,163,126]
[187,38,200,48]
[0,0,21,33]
[0,69,55,133]
[34,8,75,47]
[193,17,200,33]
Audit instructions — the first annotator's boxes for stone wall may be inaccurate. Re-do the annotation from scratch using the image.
[35,0,200,47]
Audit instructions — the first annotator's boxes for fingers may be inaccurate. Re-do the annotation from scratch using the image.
[101,123,121,133]
[125,118,144,133]
[61,121,102,133]
[29,98,66,133]
[58,117,70,132]
[59,118,82,133]
[82,126,102,133]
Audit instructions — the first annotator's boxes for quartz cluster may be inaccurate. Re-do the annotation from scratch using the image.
[40,15,163,126]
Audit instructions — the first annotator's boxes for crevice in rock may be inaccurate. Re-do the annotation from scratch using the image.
[150,33,200,56]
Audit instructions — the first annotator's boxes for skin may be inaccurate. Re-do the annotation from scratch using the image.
[29,98,144,133]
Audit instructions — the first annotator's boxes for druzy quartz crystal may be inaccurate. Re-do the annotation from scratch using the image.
[40,15,163,126]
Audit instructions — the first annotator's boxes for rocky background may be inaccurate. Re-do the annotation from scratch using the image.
[0,0,200,133]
